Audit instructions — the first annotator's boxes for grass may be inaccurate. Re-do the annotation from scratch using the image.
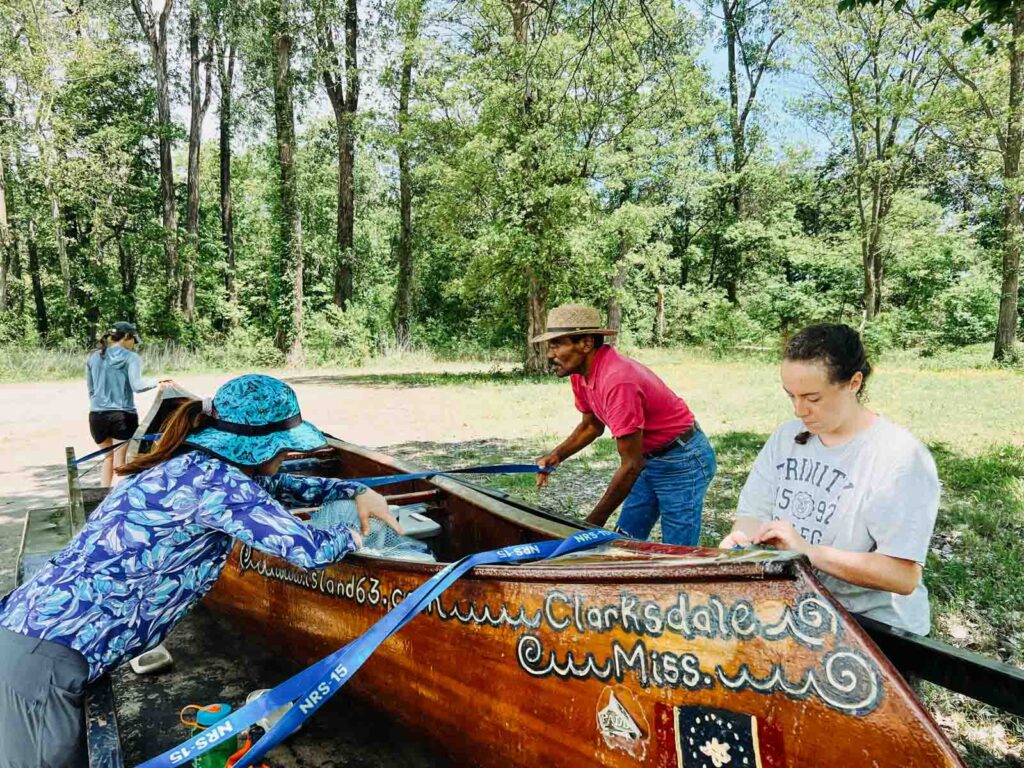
[0,342,279,382]
[0,342,524,384]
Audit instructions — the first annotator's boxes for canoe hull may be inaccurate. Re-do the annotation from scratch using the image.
[207,535,963,767]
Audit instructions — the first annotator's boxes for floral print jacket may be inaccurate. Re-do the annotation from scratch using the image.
[0,450,364,681]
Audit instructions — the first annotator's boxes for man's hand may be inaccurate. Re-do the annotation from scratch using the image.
[752,520,811,556]
[536,452,560,488]
[355,489,404,536]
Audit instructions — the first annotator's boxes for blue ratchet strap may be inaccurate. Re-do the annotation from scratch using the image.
[136,529,619,768]
[276,461,553,485]
[74,433,163,465]
[354,464,553,487]
[232,529,617,768]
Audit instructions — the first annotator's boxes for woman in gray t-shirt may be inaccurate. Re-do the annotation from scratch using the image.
[720,324,940,635]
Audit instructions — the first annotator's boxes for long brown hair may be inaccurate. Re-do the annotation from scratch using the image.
[117,399,213,476]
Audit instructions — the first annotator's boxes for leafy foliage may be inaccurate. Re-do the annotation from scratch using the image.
[0,0,1019,369]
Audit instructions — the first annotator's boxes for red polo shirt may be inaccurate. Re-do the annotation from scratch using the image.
[570,345,695,454]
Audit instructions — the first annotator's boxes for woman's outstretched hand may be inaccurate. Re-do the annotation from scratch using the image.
[718,530,752,549]
[752,520,811,555]
[354,489,404,536]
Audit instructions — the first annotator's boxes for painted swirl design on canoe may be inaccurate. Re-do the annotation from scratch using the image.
[716,648,882,716]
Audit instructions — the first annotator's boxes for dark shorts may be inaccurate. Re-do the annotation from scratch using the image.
[88,410,138,444]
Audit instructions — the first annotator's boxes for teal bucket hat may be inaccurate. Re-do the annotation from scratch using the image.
[185,374,328,466]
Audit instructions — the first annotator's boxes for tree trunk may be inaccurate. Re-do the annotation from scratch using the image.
[156,37,180,312]
[182,3,213,321]
[0,244,8,315]
[10,228,23,315]
[996,13,1024,361]
[861,251,876,322]
[118,235,138,323]
[872,242,883,317]
[721,0,742,303]
[508,0,547,371]
[271,0,304,364]
[607,237,628,337]
[26,220,48,338]
[334,117,355,307]
[862,223,882,322]
[0,150,12,314]
[655,286,665,345]
[326,0,359,310]
[44,179,72,304]
[219,43,237,309]
[319,0,359,310]
[525,272,548,373]
[394,8,417,348]
[132,0,181,314]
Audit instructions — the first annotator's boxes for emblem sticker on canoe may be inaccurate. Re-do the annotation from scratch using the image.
[674,706,762,768]
[597,686,649,760]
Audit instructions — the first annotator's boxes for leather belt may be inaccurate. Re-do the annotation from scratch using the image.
[643,422,700,459]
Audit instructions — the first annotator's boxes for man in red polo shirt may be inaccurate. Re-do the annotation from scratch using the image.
[535,304,717,545]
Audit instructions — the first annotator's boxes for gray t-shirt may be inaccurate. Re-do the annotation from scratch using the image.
[737,416,939,635]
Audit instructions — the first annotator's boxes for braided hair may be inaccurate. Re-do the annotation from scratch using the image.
[785,324,872,444]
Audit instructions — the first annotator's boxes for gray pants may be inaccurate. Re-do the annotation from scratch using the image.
[0,628,88,768]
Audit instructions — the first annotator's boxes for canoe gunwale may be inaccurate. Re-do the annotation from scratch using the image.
[279,545,803,584]
[324,438,804,583]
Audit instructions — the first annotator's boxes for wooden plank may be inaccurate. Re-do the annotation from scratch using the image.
[382,490,441,504]
[82,487,109,516]
[83,678,125,768]
[66,446,86,533]
[54,447,125,767]
[855,614,1024,716]
[15,505,69,583]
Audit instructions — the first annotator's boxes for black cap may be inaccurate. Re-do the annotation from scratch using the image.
[111,321,142,345]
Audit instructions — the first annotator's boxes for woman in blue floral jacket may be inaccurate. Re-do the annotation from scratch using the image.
[0,374,398,767]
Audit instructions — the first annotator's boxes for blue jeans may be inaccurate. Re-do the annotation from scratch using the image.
[615,429,716,546]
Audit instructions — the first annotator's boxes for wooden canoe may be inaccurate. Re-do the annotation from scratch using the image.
[199,439,966,768]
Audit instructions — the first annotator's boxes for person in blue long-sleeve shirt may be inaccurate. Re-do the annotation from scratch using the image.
[86,321,169,486]
[0,374,399,768]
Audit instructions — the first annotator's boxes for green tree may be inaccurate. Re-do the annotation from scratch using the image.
[709,0,788,302]
[311,0,361,309]
[842,0,1023,359]
[391,0,424,348]
[793,0,943,320]
[267,0,305,363]
[130,0,181,317]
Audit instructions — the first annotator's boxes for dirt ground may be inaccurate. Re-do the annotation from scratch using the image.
[0,365,582,505]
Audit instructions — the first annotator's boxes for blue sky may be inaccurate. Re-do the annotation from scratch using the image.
[691,2,832,159]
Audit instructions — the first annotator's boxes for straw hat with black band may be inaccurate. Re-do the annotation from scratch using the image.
[530,304,618,344]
